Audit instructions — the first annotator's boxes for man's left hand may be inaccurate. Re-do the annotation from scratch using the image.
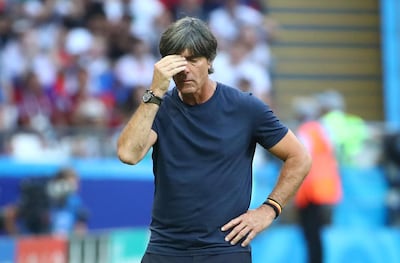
[221,205,276,247]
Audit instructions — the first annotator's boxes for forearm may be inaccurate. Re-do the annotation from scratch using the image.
[116,55,187,164]
[268,154,311,208]
[263,130,312,208]
[117,102,159,164]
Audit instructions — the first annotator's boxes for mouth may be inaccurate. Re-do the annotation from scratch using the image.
[179,80,193,86]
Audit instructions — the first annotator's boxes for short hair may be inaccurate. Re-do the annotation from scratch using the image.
[159,17,218,73]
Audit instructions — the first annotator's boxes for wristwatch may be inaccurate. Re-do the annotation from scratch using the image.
[142,89,163,106]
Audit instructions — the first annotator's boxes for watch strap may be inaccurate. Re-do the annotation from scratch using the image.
[148,94,162,105]
[144,90,163,105]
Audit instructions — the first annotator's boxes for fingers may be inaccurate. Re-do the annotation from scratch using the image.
[221,216,241,232]
[151,55,187,92]
[241,230,257,247]
[226,223,250,246]
[221,215,256,247]
[221,209,272,247]
[156,55,187,78]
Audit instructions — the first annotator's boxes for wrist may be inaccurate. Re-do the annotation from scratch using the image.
[143,89,163,106]
[150,87,166,98]
[260,203,277,221]
[262,198,283,219]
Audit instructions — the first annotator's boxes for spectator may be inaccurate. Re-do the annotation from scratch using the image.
[382,131,400,226]
[172,0,207,21]
[208,0,265,50]
[128,0,167,45]
[0,83,18,133]
[0,18,30,89]
[114,36,157,111]
[237,24,272,70]
[68,66,109,128]
[292,96,343,263]
[14,71,59,132]
[211,37,271,103]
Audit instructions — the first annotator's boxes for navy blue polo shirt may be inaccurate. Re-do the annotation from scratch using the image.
[148,83,288,256]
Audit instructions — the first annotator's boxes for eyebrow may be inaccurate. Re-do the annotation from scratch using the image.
[184,55,200,60]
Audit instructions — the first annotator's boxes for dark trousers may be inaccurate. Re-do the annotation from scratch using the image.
[299,203,332,263]
[141,252,252,263]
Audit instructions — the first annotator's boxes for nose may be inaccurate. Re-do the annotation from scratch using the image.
[174,68,187,80]
[183,64,190,73]
[177,65,189,77]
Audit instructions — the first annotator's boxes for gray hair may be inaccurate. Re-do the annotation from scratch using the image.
[159,17,218,73]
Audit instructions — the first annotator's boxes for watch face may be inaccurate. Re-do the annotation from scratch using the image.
[142,90,162,105]
[142,91,152,102]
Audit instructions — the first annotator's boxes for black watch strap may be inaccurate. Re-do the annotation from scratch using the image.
[148,94,163,105]
[143,90,163,105]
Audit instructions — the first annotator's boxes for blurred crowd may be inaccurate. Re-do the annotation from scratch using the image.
[0,0,277,159]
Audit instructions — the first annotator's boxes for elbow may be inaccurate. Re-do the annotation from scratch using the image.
[116,145,142,165]
[117,153,135,165]
[117,150,141,165]
[303,151,313,175]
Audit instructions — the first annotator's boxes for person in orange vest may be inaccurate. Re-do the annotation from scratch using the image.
[292,96,343,263]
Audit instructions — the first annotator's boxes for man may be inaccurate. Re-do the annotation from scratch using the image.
[117,17,311,263]
[292,96,342,263]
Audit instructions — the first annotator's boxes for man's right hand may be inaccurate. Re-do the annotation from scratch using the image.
[151,55,187,96]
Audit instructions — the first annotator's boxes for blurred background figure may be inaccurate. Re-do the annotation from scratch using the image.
[211,36,272,104]
[382,131,400,226]
[208,0,264,51]
[171,0,207,21]
[316,90,370,167]
[14,70,57,132]
[292,96,343,263]
[113,35,157,113]
[1,167,88,237]
[47,167,88,236]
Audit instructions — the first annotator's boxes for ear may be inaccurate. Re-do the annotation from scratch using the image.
[207,59,214,74]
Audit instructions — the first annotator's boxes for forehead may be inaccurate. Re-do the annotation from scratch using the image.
[179,49,193,57]
[179,49,204,59]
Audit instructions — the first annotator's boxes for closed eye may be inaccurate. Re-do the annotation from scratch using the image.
[185,56,199,63]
